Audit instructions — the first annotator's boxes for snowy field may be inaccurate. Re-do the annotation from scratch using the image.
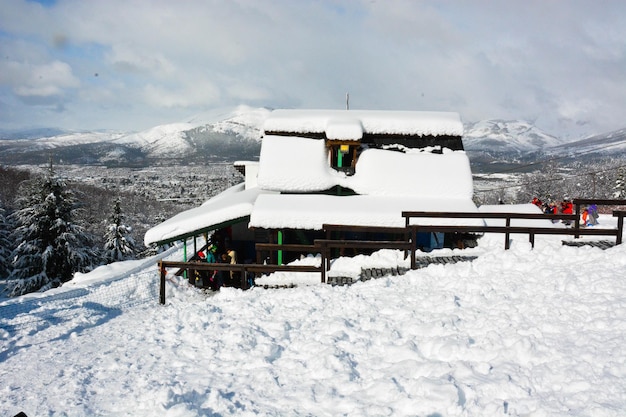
[1,217,626,416]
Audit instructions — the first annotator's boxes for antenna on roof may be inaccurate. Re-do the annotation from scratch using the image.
[346,92,350,110]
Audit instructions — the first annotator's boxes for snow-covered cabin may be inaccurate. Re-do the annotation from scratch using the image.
[145,109,478,262]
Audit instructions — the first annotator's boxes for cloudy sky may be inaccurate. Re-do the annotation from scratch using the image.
[1,0,625,137]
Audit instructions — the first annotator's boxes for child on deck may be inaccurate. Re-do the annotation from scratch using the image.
[581,208,590,227]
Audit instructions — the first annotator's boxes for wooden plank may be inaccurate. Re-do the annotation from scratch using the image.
[408,225,618,235]
[573,198,626,206]
[315,239,411,249]
[255,243,320,252]
[159,261,320,273]
[403,211,577,220]
[323,224,408,234]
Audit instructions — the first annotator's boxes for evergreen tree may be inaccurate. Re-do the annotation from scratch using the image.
[614,167,626,199]
[103,198,136,262]
[0,202,13,278]
[6,165,94,296]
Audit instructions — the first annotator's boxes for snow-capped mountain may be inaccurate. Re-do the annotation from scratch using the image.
[463,120,626,172]
[2,109,624,169]
[113,123,196,157]
[112,105,270,158]
[0,106,270,165]
[463,119,564,153]
[185,105,270,139]
[545,127,626,156]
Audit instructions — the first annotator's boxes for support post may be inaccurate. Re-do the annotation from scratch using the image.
[183,238,188,282]
[410,226,417,270]
[617,214,624,245]
[505,217,511,250]
[277,230,283,265]
[575,203,581,238]
[320,243,326,283]
[159,261,166,305]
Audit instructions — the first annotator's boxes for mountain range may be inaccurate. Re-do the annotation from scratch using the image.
[1,106,624,170]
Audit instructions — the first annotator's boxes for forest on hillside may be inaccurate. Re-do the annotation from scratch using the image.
[473,157,626,207]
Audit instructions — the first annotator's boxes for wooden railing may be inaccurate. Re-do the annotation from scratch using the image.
[402,210,626,249]
[158,260,321,304]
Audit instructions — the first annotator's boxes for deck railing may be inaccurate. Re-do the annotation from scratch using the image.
[157,260,322,304]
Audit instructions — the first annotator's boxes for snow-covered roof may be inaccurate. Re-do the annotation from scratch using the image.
[144,184,273,245]
[249,195,481,230]
[257,135,473,198]
[263,109,464,138]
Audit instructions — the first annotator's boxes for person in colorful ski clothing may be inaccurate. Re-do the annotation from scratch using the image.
[588,204,599,225]
[205,244,222,290]
[581,207,590,227]
[561,199,574,225]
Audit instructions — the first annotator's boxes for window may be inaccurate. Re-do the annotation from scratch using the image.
[327,140,359,175]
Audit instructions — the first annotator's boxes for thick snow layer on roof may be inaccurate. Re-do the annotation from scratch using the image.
[325,118,364,140]
[257,136,473,197]
[249,194,480,230]
[346,148,473,198]
[263,109,463,137]
[144,184,270,245]
[256,135,341,192]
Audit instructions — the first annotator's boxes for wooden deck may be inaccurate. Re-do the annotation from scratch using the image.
[156,200,626,304]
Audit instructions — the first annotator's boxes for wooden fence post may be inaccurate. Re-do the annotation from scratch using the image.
[616,212,624,245]
[410,225,417,270]
[320,243,326,283]
[575,203,581,238]
[159,261,166,305]
[505,217,511,250]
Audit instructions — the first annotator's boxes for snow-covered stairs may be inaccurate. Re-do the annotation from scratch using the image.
[327,255,478,286]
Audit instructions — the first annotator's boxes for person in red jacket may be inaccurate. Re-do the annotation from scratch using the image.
[561,199,574,225]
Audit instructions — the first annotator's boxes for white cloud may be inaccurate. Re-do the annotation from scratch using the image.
[1,59,79,98]
[143,80,220,109]
[106,44,175,77]
[0,0,625,136]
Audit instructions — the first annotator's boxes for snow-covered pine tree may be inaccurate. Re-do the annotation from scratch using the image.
[6,165,94,296]
[614,167,626,199]
[103,198,135,262]
[0,202,13,278]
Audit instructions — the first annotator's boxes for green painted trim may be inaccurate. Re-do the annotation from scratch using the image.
[152,216,251,247]
[277,230,283,265]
